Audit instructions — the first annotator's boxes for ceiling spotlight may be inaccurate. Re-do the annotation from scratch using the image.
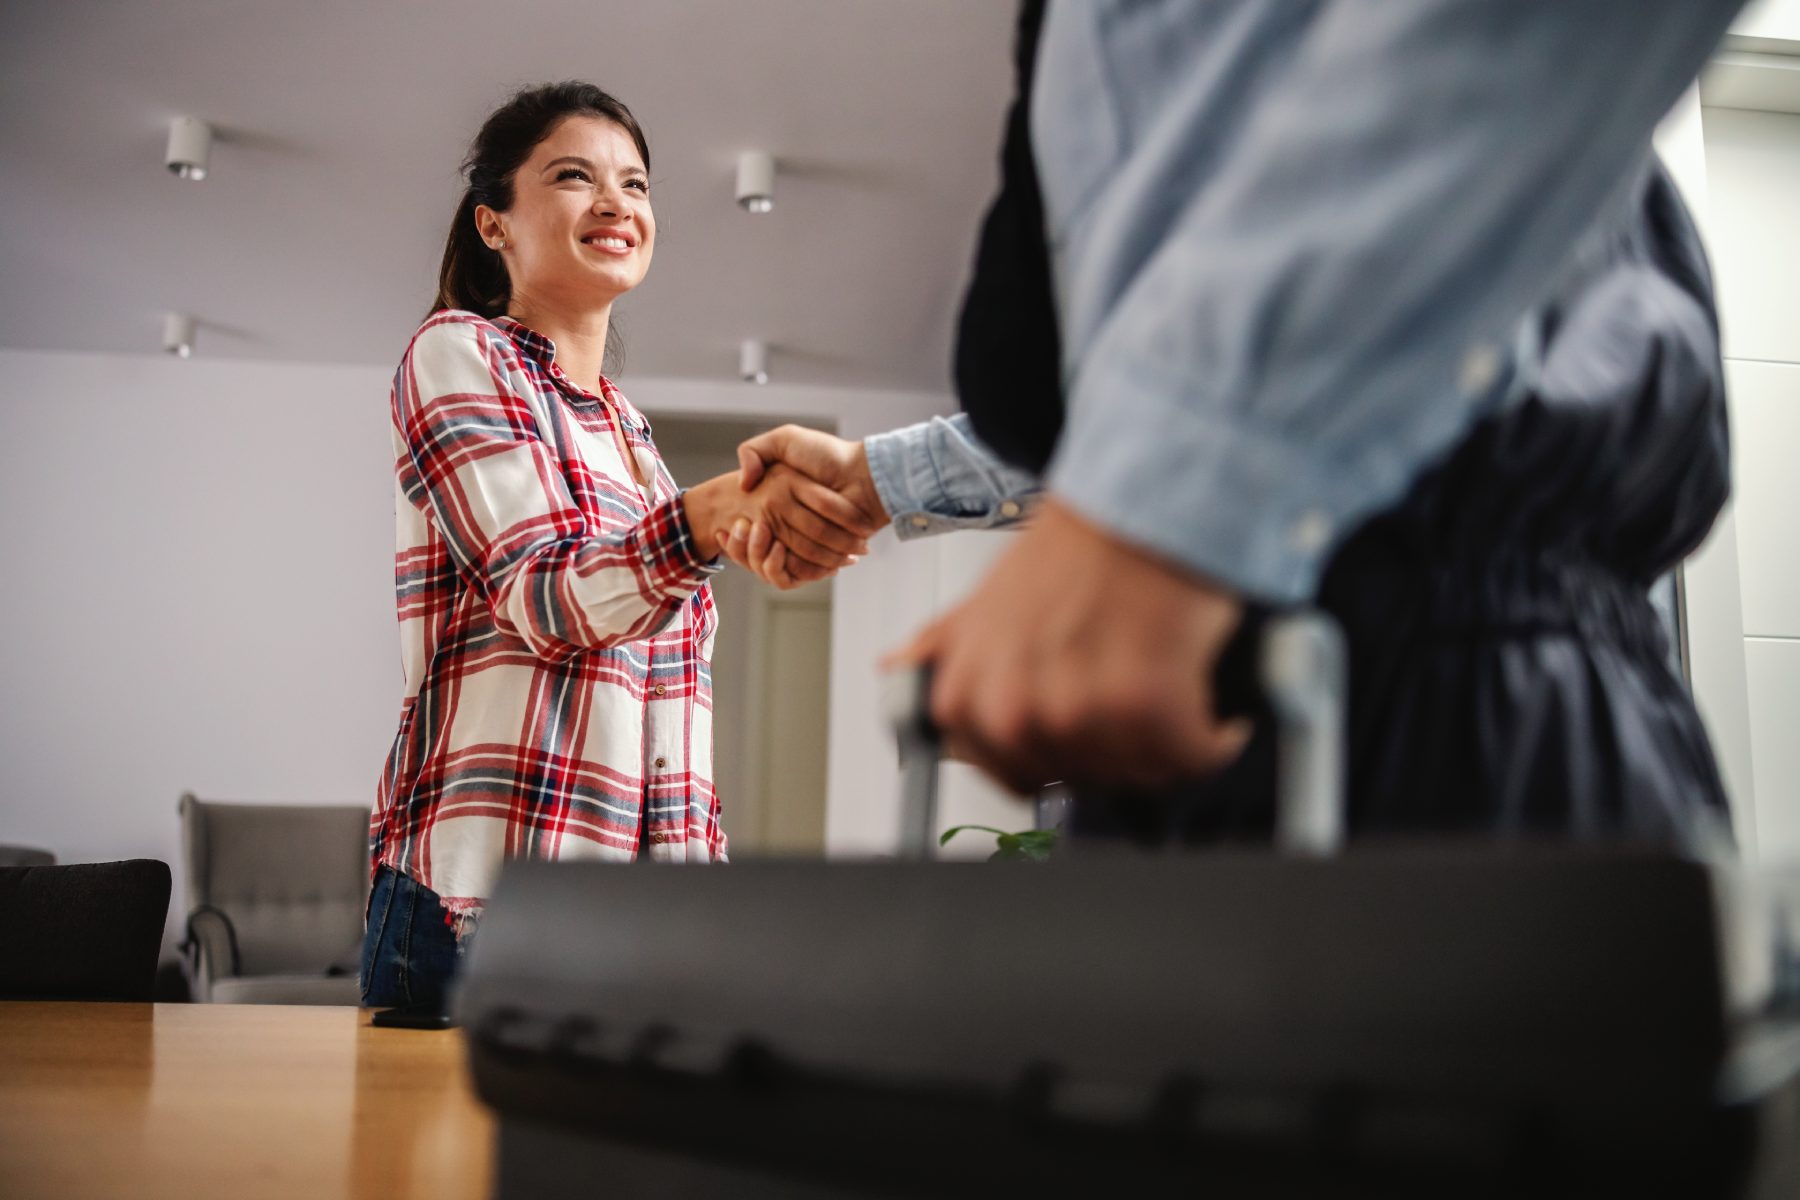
[735,150,775,214]
[739,339,769,385]
[166,116,212,181]
[163,312,196,358]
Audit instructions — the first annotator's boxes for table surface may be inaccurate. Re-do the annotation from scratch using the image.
[0,1001,493,1200]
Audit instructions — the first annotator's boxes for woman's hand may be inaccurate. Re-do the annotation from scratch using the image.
[683,466,879,589]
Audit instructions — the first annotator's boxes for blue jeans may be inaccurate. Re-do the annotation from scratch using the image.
[359,865,462,1013]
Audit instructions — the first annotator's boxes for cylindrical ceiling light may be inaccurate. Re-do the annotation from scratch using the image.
[166,116,213,180]
[163,312,196,358]
[735,150,775,214]
[739,338,769,385]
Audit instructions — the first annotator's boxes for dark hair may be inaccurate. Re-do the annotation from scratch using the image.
[432,81,651,338]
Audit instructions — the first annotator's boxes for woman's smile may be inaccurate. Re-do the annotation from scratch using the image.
[579,228,636,255]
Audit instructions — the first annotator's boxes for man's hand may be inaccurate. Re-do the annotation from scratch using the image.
[722,425,890,587]
[885,499,1251,794]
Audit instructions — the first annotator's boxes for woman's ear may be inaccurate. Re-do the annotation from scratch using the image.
[473,204,506,251]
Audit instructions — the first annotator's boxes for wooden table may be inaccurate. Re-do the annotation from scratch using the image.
[0,1002,493,1200]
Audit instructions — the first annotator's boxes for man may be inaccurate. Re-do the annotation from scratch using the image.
[725,1,1745,842]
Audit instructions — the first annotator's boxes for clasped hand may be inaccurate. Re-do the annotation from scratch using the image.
[682,426,886,589]
[718,425,890,589]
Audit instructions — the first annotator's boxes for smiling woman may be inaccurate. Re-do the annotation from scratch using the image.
[362,82,885,1014]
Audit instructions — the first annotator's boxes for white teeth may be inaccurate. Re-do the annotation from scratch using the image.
[586,236,629,250]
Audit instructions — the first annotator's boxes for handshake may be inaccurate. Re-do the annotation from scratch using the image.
[681,425,888,588]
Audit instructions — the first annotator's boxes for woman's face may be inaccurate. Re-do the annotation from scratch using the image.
[480,115,655,311]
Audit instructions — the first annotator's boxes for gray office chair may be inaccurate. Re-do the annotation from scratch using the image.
[177,793,370,1005]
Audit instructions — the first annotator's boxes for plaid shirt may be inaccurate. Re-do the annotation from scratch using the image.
[373,311,726,918]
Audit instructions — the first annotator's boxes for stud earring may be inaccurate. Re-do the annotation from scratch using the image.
[493,240,507,251]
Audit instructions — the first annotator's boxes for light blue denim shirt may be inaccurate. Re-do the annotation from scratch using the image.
[867,0,1743,603]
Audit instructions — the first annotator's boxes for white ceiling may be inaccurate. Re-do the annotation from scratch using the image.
[0,0,1016,390]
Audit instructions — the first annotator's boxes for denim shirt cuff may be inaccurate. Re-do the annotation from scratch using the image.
[866,418,1041,541]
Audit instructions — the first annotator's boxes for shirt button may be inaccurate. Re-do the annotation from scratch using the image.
[654,684,666,696]
[654,757,667,769]
[1458,343,1501,396]
[998,500,1022,519]
[1288,509,1333,555]
[909,515,930,530]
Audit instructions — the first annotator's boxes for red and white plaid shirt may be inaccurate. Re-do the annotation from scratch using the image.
[373,311,726,919]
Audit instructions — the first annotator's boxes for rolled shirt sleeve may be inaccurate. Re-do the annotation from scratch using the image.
[864,413,1044,540]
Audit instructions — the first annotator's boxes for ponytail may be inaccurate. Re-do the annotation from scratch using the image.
[432,192,511,317]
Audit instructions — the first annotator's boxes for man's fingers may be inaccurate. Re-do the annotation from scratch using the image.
[736,443,768,491]
[792,477,883,539]
[770,523,854,571]
[783,483,872,557]
[756,490,857,570]
[738,426,801,492]
[1039,679,1254,790]
[770,543,836,589]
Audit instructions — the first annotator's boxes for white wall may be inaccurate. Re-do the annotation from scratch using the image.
[1734,0,1800,43]
[1700,104,1800,862]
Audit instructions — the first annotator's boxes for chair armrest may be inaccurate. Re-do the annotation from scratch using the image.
[180,906,241,1002]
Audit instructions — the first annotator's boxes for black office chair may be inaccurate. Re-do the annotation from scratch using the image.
[0,859,172,1002]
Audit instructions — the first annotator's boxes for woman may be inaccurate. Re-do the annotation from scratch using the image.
[362,82,879,1012]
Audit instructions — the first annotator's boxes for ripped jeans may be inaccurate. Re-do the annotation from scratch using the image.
[358,865,475,1014]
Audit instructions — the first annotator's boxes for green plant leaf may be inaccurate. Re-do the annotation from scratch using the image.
[938,824,1009,848]
[943,824,1059,862]
[989,830,1057,862]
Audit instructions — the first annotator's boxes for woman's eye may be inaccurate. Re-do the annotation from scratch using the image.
[625,178,648,192]
[556,167,591,183]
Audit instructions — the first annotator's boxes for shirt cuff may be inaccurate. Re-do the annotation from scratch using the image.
[640,493,725,588]
[865,417,1041,542]
[1045,360,1381,605]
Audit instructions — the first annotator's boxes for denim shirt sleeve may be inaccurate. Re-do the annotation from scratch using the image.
[1034,0,1744,604]
[864,414,1043,540]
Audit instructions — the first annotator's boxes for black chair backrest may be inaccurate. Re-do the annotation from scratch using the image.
[0,860,172,1002]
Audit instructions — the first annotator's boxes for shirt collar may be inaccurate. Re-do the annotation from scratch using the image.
[491,314,649,436]
[491,315,558,371]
